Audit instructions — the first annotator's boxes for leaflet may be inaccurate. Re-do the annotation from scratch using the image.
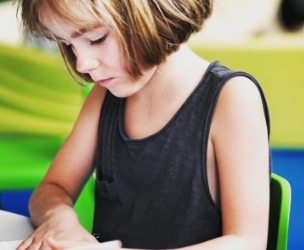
[0,240,121,250]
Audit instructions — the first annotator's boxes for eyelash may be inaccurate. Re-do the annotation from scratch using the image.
[65,34,108,48]
[91,34,108,45]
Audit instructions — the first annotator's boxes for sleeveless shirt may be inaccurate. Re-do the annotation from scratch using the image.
[92,61,271,249]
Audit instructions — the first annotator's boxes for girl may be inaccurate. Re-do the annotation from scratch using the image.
[16,0,271,250]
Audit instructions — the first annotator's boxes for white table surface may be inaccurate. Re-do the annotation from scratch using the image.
[0,210,35,241]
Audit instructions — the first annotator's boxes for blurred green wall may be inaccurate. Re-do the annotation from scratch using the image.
[1,39,304,147]
[0,44,83,136]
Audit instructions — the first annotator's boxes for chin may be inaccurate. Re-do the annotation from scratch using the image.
[108,87,137,98]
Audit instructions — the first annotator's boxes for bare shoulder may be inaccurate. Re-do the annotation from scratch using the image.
[216,76,264,114]
[82,84,107,115]
[72,84,107,132]
[210,76,267,141]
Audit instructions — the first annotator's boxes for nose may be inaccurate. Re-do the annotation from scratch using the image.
[76,53,100,74]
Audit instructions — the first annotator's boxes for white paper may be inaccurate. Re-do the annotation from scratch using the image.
[64,240,122,250]
[0,241,12,250]
[7,240,23,250]
[1,240,121,250]
[0,240,23,250]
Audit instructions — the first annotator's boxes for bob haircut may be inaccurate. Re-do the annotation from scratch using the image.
[16,0,213,85]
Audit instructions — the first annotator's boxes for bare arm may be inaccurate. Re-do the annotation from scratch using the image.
[18,84,106,250]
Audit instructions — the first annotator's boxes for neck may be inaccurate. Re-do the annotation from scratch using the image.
[129,44,209,106]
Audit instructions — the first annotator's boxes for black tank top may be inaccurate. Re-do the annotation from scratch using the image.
[92,61,271,249]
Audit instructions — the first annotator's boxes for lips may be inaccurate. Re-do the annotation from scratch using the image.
[97,78,113,86]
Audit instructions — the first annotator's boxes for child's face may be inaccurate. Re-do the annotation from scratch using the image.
[44,15,157,98]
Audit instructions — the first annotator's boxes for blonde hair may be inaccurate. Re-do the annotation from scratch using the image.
[16,0,213,85]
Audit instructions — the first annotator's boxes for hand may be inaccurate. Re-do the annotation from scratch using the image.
[17,210,98,250]
[46,238,96,250]
[46,238,123,250]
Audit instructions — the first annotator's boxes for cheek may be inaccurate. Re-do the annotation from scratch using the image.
[104,37,129,75]
[112,52,125,72]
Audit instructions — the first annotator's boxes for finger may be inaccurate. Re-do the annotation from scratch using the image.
[39,240,53,250]
[17,238,34,250]
[45,238,61,250]
[27,241,42,250]
[46,238,88,250]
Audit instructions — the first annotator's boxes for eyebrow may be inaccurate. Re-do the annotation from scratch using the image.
[54,28,88,41]
[71,28,88,38]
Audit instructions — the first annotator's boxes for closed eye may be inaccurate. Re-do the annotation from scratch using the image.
[91,34,108,45]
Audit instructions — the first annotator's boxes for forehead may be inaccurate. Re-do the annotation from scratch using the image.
[45,17,101,41]
[40,0,104,39]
